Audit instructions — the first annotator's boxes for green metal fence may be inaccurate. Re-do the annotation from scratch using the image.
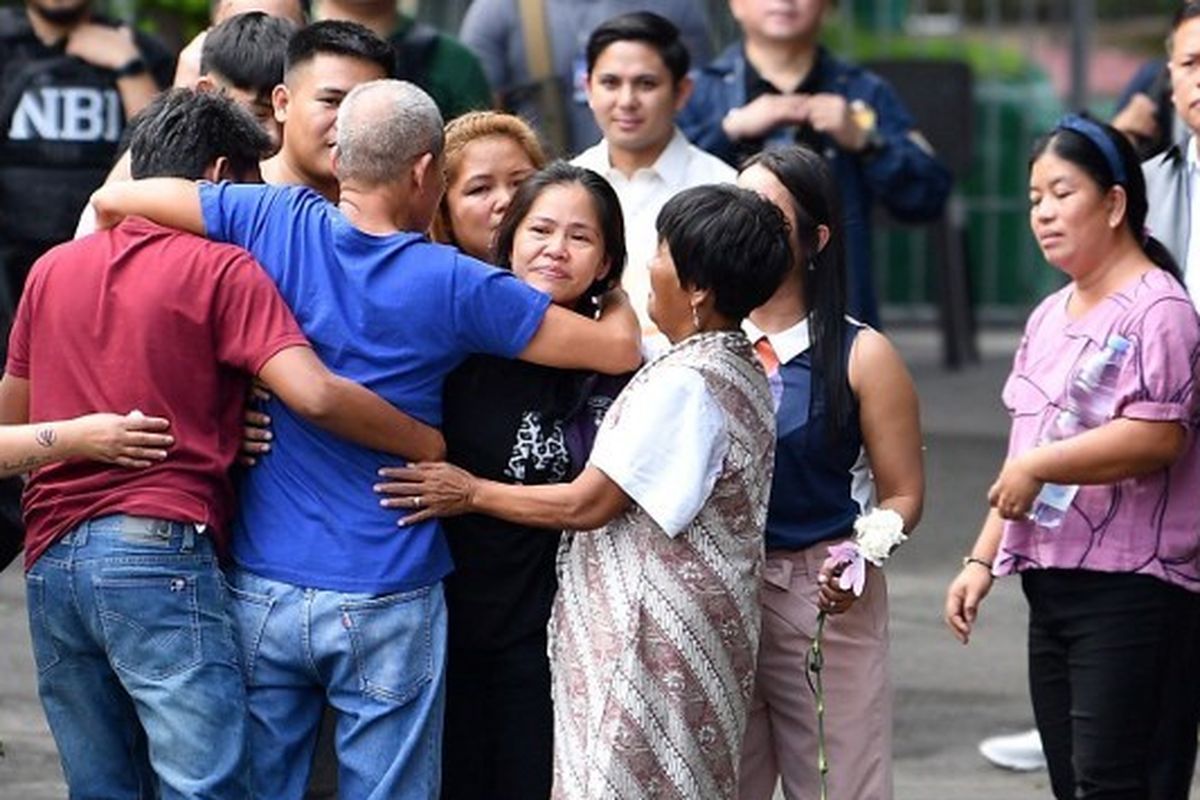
[841,1,1068,321]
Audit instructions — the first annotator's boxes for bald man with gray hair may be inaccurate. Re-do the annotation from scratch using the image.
[91,80,641,798]
[336,79,444,186]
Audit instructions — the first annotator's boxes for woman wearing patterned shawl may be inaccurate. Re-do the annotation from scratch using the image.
[378,184,794,799]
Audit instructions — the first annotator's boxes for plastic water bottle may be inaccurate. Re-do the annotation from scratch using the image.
[1030,334,1131,529]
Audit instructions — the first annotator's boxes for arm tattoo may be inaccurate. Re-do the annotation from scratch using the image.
[2,428,60,474]
[35,427,56,449]
[1,454,50,472]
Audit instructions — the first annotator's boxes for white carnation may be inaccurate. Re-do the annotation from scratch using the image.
[852,508,907,566]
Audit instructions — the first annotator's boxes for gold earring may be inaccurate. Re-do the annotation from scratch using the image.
[691,303,701,331]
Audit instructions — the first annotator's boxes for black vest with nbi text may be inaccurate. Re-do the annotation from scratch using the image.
[0,7,172,249]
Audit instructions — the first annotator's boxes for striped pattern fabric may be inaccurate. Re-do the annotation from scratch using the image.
[549,331,776,800]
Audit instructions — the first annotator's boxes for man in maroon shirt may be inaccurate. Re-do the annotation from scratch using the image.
[0,88,444,799]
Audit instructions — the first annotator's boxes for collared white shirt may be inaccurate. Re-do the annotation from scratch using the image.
[1186,137,1200,308]
[741,316,812,366]
[573,128,736,336]
[741,314,877,511]
[589,364,728,537]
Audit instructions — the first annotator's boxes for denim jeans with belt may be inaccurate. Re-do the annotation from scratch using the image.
[225,567,446,800]
[26,514,248,799]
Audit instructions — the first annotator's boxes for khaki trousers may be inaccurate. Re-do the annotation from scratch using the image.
[738,544,893,800]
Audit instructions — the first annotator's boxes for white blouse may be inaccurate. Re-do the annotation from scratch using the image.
[588,364,728,537]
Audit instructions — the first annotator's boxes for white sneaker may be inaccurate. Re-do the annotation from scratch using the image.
[978,728,1047,771]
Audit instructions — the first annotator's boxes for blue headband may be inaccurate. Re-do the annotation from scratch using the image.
[1054,114,1127,185]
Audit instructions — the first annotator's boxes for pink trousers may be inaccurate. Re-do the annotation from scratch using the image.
[738,544,893,800]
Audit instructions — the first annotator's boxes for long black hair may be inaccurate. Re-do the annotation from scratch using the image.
[1030,115,1183,284]
[492,160,627,315]
[743,146,855,438]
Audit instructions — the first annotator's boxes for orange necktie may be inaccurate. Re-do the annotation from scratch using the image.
[754,336,783,412]
[754,336,780,377]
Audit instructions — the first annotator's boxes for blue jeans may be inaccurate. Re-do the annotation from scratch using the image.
[26,514,248,799]
[225,568,446,800]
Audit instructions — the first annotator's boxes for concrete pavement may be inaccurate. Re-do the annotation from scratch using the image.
[0,325,1174,798]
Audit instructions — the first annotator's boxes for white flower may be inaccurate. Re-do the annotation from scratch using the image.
[852,508,907,566]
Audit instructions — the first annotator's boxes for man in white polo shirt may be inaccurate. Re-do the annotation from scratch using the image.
[573,10,734,336]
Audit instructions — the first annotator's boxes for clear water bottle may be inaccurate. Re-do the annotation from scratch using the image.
[1030,334,1132,529]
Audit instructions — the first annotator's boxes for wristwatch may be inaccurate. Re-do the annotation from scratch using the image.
[114,55,148,79]
[851,99,884,157]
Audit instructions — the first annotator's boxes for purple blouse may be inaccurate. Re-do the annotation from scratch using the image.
[997,269,1200,592]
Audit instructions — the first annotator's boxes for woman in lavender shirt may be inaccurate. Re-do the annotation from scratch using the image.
[944,115,1200,800]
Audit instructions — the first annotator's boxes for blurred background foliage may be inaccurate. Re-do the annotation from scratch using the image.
[0,0,1183,57]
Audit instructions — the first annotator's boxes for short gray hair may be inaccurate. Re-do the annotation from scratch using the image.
[336,80,445,186]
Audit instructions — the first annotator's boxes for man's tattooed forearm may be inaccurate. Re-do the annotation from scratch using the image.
[5,427,61,473]
[1,454,50,472]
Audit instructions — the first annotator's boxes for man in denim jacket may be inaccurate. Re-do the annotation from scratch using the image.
[679,0,950,326]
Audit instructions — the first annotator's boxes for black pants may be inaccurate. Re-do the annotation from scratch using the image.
[1024,569,1200,800]
[0,476,23,573]
[0,242,35,573]
[441,634,553,800]
[303,705,337,800]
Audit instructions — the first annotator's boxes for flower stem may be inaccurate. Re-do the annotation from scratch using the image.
[807,610,829,800]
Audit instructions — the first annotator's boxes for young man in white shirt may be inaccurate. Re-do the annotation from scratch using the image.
[573,11,735,336]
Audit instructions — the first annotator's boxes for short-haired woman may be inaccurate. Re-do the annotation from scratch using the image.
[378,184,795,800]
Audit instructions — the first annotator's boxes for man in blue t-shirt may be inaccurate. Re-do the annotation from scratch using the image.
[92,79,641,798]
